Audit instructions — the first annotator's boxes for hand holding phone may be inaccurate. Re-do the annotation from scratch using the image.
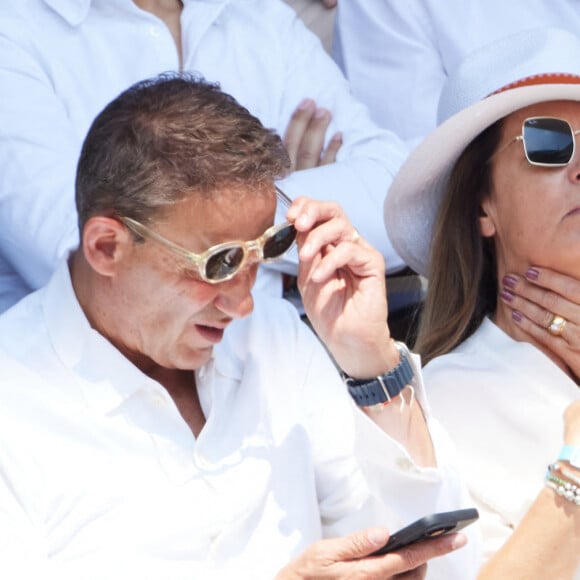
[371,508,479,556]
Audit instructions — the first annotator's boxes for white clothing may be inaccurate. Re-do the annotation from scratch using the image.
[0,259,478,579]
[333,0,580,143]
[425,317,580,573]
[0,0,408,312]
[283,0,335,54]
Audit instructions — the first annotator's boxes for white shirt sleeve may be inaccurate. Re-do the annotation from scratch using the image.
[0,13,80,290]
[294,320,481,578]
[332,0,446,143]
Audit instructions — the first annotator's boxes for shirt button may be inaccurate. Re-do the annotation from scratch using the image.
[396,456,413,471]
[150,392,167,406]
[149,25,161,38]
[195,453,212,469]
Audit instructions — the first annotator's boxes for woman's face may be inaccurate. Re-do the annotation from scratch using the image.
[481,100,580,277]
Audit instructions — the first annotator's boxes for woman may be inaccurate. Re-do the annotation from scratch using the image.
[385,27,580,577]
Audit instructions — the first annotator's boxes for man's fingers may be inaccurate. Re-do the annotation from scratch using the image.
[320,131,342,165]
[286,197,344,233]
[393,564,428,579]
[294,108,331,170]
[320,527,391,560]
[283,99,316,169]
[327,529,467,576]
[384,533,467,573]
[283,100,339,171]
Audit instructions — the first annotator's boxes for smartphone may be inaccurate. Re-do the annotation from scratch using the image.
[370,508,479,556]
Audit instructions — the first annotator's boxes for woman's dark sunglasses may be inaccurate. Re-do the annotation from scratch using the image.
[120,187,296,283]
[493,116,580,167]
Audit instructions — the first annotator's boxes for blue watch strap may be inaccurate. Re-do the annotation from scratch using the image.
[558,445,580,468]
[344,342,414,408]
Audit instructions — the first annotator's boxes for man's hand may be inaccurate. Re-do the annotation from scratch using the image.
[321,0,337,8]
[286,197,393,378]
[275,526,467,579]
[284,99,342,172]
[287,197,437,467]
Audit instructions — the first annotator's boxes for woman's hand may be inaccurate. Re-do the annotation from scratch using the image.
[499,266,580,378]
[286,197,397,378]
[275,525,466,580]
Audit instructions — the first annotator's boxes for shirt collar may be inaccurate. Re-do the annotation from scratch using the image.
[43,258,160,415]
[42,253,253,421]
[42,0,229,27]
[42,258,244,417]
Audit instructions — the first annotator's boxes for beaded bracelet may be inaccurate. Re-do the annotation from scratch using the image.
[545,470,580,505]
[548,462,580,487]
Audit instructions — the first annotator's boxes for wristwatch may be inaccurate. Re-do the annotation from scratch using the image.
[558,445,580,468]
[343,341,414,409]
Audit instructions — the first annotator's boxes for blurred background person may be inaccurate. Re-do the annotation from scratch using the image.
[0,0,407,312]
[333,0,580,147]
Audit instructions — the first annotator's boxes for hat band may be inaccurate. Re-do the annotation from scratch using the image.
[489,73,580,96]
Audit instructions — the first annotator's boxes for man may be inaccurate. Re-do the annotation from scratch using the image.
[0,0,407,312]
[0,74,474,578]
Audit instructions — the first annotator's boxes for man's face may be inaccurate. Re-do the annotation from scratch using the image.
[107,186,277,372]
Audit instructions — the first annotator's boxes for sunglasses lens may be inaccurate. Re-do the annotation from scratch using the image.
[202,223,296,281]
[205,246,245,281]
[263,224,297,260]
[523,118,574,165]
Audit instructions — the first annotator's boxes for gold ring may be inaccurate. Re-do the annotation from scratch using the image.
[548,314,567,337]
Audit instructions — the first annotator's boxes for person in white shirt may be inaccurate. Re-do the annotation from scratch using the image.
[385,27,580,577]
[283,0,336,54]
[332,0,580,146]
[0,0,408,312]
[0,72,477,579]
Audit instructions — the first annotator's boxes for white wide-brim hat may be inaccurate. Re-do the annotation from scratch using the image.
[385,27,580,277]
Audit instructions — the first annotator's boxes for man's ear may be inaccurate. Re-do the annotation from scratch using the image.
[81,217,131,277]
[478,197,496,238]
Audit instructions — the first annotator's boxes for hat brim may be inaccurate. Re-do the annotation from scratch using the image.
[385,83,580,277]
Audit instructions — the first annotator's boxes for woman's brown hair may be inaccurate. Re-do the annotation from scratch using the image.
[414,120,504,364]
